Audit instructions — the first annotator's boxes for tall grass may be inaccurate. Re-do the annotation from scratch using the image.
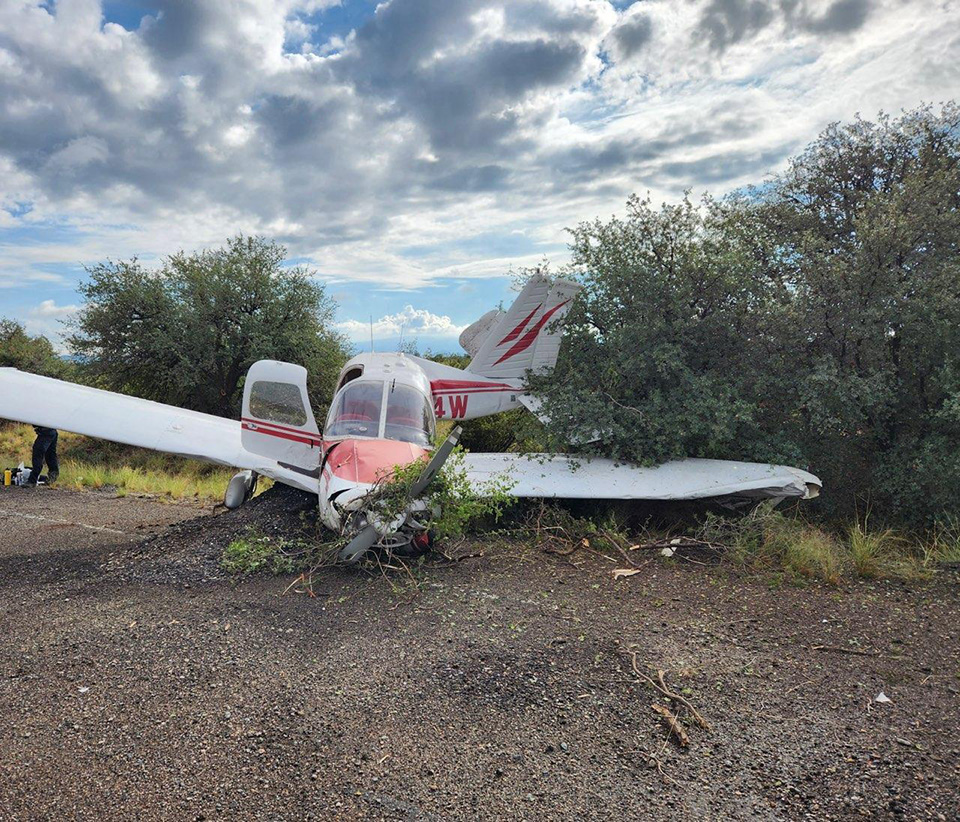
[0,422,256,501]
[702,513,844,584]
[698,509,957,584]
[922,520,960,569]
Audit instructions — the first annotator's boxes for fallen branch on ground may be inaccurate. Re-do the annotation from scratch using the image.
[639,750,680,786]
[652,703,689,747]
[425,549,485,567]
[626,651,711,731]
[640,536,726,554]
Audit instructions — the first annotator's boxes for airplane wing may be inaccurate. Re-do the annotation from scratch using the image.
[0,368,317,494]
[461,452,820,501]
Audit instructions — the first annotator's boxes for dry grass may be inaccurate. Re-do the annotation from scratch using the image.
[698,509,958,584]
[711,513,847,584]
[0,422,262,501]
[922,521,960,569]
[847,521,913,579]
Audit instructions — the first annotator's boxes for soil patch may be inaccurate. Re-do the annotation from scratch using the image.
[0,488,957,820]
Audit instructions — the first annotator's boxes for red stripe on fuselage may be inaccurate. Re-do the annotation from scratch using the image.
[241,420,322,447]
[430,379,515,392]
[241,416,320,438]
[432,387,516,395]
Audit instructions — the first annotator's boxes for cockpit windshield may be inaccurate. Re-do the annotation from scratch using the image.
[385,382,435,447]
[325,380,383,439]
[324,380,435,446]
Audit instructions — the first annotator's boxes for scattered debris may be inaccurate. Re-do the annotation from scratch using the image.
[875,692,892,704]
[623,651,711,733]
[637,536,726,565]
[612,568,642,579]
[652,703,689,747]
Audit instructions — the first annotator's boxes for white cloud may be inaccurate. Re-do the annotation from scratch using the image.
[30,299,81,318]
[46,136,109,171]
[19,299,80,351]
[336,306,467,342]
[0,0,956,294]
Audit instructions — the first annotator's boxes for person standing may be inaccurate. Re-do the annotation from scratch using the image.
[26,426,59,485]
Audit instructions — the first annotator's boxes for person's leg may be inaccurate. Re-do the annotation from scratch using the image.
[45,431,59,483]
[27,432,50,484]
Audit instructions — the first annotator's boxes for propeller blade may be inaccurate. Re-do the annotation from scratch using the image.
[337,426,463,565]
[338,524,380,564]
[409,425,462,499]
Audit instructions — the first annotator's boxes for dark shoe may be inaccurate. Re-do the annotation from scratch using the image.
[47,472,58,484]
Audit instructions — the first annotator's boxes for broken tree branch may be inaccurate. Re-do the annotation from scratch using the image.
[652,703,690,747]
[639,751,680,786]
[626,652,711,731]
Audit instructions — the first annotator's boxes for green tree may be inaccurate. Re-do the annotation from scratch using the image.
[529,104,960,526]
[527,194,792,466]
[760,104,960,524]
[0,319,72,379]
[68,236,351,418]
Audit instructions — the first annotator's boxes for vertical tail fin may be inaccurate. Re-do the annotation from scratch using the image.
[462,274,580,380]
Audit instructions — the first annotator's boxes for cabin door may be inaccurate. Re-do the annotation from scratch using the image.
[241,360,322,471]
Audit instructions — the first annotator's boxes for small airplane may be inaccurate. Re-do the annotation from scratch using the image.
[0,275,820,563]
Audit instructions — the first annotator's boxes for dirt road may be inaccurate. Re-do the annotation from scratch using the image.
[0,487,957,820]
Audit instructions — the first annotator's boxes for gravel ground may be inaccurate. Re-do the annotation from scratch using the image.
[0,485,958,821]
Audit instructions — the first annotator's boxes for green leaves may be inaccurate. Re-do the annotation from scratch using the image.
[0,319,72,379]
[368,449,514,542]
[528,192,778,467]
[68,236,351,418]
[529,104,960,526]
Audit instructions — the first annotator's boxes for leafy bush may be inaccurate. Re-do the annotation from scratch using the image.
[0,319,73,380]
[221,532,321,576]
[364,448,515,542]
[528,104,960,527]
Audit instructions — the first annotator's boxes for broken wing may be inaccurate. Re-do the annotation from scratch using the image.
[0,369,317,494]
[462,453,821,501]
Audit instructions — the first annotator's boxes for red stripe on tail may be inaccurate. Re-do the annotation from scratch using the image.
[493,300,569,366]
[497,303,541,346]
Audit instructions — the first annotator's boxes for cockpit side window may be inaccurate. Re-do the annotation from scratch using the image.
[337,366,363,392]
[325,380,384,439]
[249,380,308,427]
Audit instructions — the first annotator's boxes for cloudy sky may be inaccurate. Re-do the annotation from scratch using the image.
[1,0,958,352]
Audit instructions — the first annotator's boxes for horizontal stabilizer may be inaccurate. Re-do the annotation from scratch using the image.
[459,309,504,358]
[517,394,603,444]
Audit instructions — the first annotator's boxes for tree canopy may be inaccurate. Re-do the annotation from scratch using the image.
[68,236,351,417]
[0,320,72,379]
[529,104,960,526]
